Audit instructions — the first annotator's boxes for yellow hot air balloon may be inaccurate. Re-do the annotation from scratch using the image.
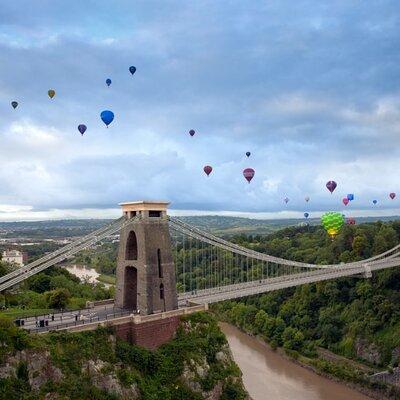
[48,89,56,99]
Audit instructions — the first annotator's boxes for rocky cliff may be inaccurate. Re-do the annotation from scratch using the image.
[0,312,249,400]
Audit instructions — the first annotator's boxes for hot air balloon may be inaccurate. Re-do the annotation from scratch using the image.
[343,198,349,206]
[106,78,112,87]
[246,152,251,157]
[373,199,378,205]
[48,89,55,99]
[305,196,310,202]
[390,192,396,200]
[284,197,289,204]
[203,165,212,176]
[129,66,136,75]
[78,124,87,136]
[304,212,309,219]
[326,181,337,194]
[243,168,255,183]
[11,101,18,109]
[346,217,356,225]
[100,110,114,127]
[321,212,345,238]
[347,194,354,201]
[189,129,195,137]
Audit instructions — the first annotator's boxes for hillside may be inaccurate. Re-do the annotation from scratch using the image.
[179,215,400,236]
[0,313,248,400]
[2,214,399,239]
[211,220,400,398]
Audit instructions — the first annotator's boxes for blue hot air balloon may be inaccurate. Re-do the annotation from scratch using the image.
[129,66,136,75]
[304,212,309,219]
[373,199,377,205]
[347,194,354,201]
[106,78,112,87]
[100,110,114,127]
[78,124,87,136]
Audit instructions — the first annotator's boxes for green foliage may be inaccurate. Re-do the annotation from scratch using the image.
[0,313,245,399]
[27,273,51,293]
[46,288,71,309]
[213,219,400,371]
[282,327,305,351]
[1,266,113,317]
[221,379,247,400]
[0,316,33,362]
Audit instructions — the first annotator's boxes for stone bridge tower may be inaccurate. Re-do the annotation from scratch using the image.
[115,201,178,315]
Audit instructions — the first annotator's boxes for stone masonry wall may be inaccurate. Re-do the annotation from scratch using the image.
[115,315,180,350]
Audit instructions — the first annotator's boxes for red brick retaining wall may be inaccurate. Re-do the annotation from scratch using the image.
[115,315,180,349]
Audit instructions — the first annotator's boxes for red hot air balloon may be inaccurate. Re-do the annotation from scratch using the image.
[189,129,195,137]
[243,168,255,183]
[390,192,396,200]
[326,181,337,193]
[203,165,212,176]
[346,217,356,225]
[342,197,349,206]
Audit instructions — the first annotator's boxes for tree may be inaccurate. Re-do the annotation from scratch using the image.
[318,305,344,344]
[46,288,71,309]
[355,281,373,299]
[27,273,51,293]
[282,327,305,351]
[373,226,398,254]
[352,235,369,257]
[0,262,9,278]
[254,310,268,334]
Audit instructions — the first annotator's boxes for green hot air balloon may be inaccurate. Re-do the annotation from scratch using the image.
[321,212,345,238]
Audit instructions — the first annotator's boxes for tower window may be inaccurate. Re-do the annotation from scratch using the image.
[149,210,161,217]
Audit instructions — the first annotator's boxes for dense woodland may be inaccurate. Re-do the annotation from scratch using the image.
[211,221,400,370]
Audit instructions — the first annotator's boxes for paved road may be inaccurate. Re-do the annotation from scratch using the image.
[16,304,133,333]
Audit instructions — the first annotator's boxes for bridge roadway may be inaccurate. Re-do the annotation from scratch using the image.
[178,257,400,304]
[16,256,400,332]
[19,304,131,333]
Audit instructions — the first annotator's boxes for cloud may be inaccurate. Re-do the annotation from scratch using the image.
[0,1,399,220]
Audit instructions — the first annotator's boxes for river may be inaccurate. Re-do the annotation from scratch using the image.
[219,323,371,400]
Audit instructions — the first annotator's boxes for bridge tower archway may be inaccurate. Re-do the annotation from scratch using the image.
[123,266,138,310]
[125,231,138,260]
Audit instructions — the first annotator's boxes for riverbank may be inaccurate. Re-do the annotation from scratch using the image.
[219,322,398,400]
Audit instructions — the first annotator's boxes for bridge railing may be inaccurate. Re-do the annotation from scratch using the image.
[27,309,132,333]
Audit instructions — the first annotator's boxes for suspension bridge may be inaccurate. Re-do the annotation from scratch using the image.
[1,202,399,308]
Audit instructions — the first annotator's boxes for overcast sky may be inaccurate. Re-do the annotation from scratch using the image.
[0,1,399,221]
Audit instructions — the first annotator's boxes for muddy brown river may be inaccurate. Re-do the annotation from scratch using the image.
[220,323,371,400]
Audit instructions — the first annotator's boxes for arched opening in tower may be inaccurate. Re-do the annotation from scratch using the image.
[125,231,138,260]
[124,266,138,310]
[157,249,163,278]
[159,283,164,299]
